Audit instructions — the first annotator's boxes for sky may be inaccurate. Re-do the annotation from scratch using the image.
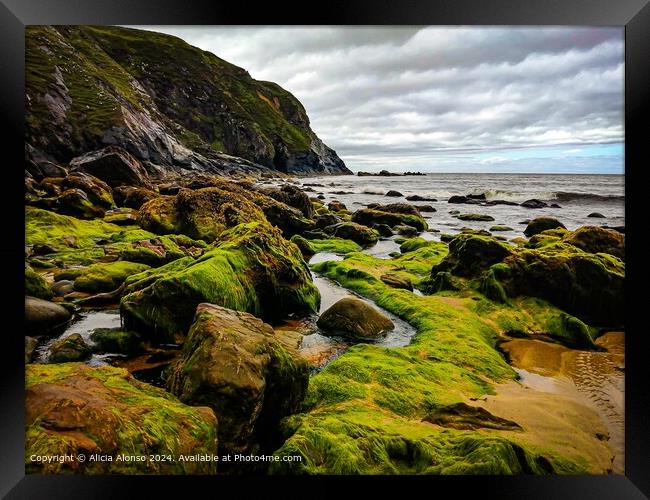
[131,26,624,174]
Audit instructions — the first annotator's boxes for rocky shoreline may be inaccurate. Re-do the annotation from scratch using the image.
[24,24,624,476]
[25,151,625,474]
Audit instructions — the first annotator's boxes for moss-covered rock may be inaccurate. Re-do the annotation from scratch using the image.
[305,237,362,255]
[317,297,395,339]
[352,207,427,231]
[139,187,265,242]
[102,208,139,226]
[25,267,53,300]
[25,207,137,252]
[290,234,315,258]
[168,303,308,456]
[61,172,115,209]
[139,182,313,241]
[26,363,218,474]
[380,273,413,291]
[113,185,158,209]
[395,224,419,237]
[524,217,566,237]
[314,213,341,229]
[457,213,495,222]
[121,222,320,342]
[48,333,92,363]
[118,235,202,266]
[432,234,512,278]
[400,238,432,253]
[328,200,347,212]
[25,337,39,363]
[272,253,592,475]
[90,328,143,355]
[258,184,314,218]
[563,226,624,260]
[324,222,379,246]
[56,261,150,293]
[490,225,513,232]
[373,223,394,237]
[493,247,624,326]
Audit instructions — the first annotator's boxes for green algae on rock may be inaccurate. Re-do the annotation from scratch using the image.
[121,222,320,342]
[270,251,603,474]
[55,261,150,293]
[48,333,92,363]
[352,207,428,232]
[168,303,309,456]
[138,181,313,241]
[562,226,625,261]
[457,213,495,222]
[25,266,53,300]
[26,363,218,474]
[90,328,143,355]
[432,234,512,278]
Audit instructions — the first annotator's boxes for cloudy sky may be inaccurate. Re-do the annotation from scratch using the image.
[133,26,624,173]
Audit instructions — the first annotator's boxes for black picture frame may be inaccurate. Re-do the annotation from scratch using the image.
[2,1,648,497]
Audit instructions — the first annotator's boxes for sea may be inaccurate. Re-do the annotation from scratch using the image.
[294,173,625,249]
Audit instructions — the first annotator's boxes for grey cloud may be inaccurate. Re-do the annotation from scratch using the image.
[130,26,623,171]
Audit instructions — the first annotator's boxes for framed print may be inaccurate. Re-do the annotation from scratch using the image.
[2,0,648,497]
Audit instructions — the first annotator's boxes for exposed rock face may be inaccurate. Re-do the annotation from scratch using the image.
[168,304,309,456]
[317,297,394,339]
[26,26,350,177]
[26,364,218,474]
[70,146,152,188]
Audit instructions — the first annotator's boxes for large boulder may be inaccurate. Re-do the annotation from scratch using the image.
[524,217,567,237]
[25,296,72,336]
[26,364,217,474]
[69,146,151,188]
[168,304,309,456]
[432,234,512,278]
[121,222,320,342]
[352,207,427,231]
[324,222,379,246]
[139,183,312,241]
[61,172,115,209]
[314,213,341,229]
[495,247,624,326]
[317,297,394,339]
[563,226,625,261]
[257,184,314,218]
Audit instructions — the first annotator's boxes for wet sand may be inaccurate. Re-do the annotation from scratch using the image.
[497,332,624,473]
